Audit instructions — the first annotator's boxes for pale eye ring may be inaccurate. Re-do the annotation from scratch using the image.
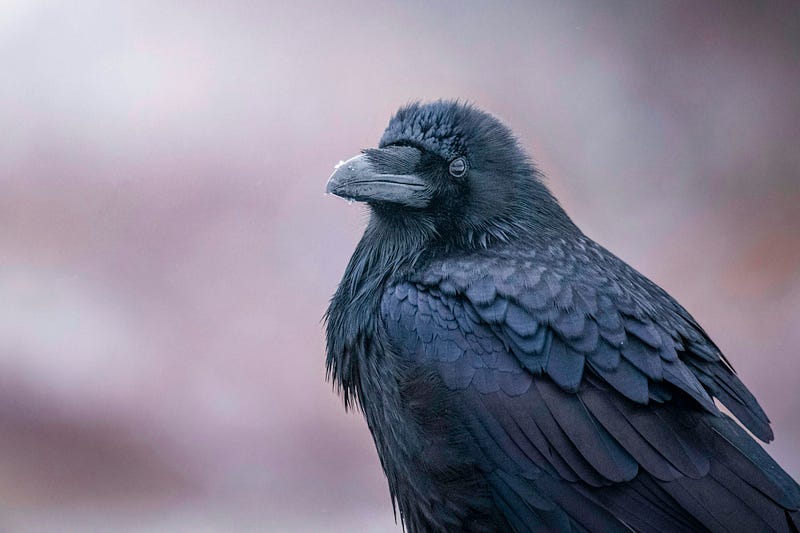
[449,157,468,177]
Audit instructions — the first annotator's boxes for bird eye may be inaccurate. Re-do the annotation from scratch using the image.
[449,157,468,177]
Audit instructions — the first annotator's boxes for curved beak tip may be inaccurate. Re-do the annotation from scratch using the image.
[324,176,338,194]
[325,154,364,196]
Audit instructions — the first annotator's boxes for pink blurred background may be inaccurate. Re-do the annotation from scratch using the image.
[1,1,798,531]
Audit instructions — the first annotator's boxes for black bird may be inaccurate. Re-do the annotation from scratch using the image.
[324,100,799,532]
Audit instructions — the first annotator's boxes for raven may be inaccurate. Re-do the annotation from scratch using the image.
[325,100,799,532]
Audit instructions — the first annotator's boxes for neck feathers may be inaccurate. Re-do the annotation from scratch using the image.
[325,215,431,408]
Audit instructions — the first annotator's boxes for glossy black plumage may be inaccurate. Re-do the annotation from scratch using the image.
[325,101,799,532]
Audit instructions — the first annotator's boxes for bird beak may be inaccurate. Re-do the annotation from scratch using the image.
[325,148,431,208]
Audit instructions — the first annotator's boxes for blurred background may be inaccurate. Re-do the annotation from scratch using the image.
[1,1,798,531]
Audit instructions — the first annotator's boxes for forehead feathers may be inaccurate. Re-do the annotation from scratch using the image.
[379,100,521,164]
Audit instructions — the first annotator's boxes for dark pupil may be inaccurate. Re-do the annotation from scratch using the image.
[449,158,466,176]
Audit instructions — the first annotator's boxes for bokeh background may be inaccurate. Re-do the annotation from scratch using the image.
[1,1,799,531]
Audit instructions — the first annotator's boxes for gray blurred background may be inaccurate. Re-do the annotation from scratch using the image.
[1,1,798,531]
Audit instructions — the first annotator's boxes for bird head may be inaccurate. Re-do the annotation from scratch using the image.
[326,100,572,245]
